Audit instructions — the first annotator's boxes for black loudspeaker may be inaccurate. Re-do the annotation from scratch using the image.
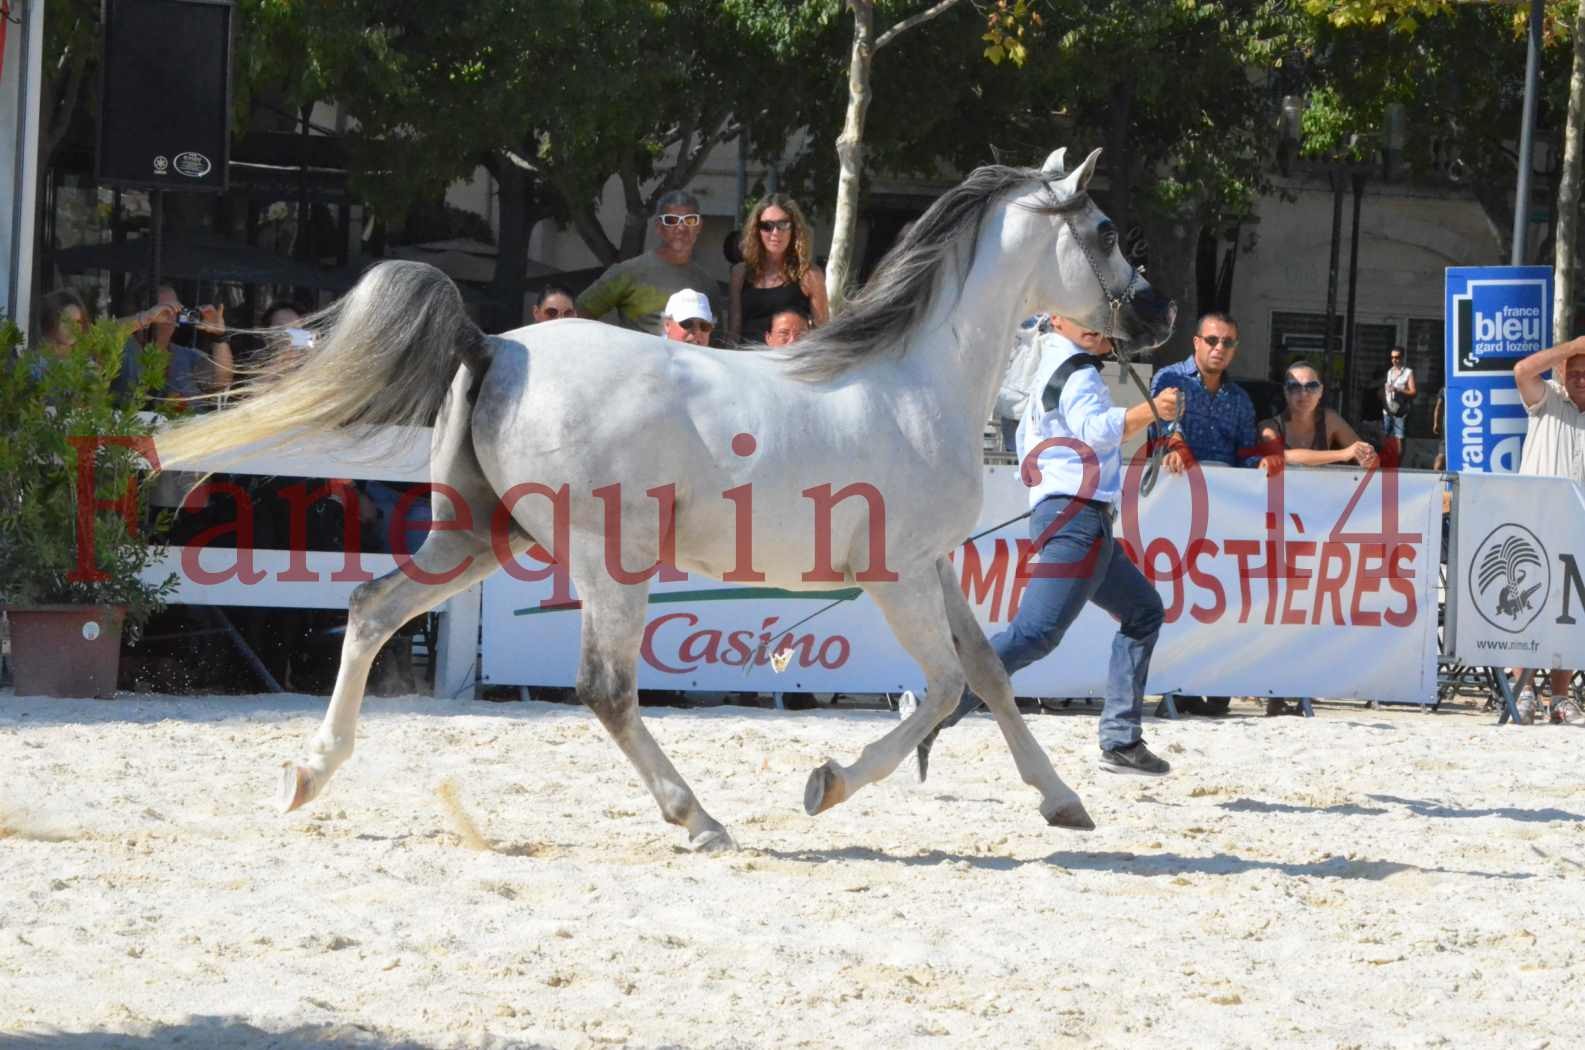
[97,0,233,191]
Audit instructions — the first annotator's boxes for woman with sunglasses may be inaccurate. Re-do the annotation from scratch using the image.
[728,194,829,346]
[1257,360,1379,473]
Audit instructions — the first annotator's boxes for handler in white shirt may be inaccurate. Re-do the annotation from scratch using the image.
[915,316,1182,778]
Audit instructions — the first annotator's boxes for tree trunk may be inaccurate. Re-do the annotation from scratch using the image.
[826,0,877,315]
[826,0,968,314]
[489,163,531,331]
[1555,0,1585,338]
[1102,80,1135,236]
[1141,209,1201,366]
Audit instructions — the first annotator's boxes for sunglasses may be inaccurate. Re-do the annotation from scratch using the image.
[757,218,793,233]
[679,320,714,334]
[1285,379,1323,394]
[539,306,574,319]
[1198,334,1239,349]
[657,213,702,228]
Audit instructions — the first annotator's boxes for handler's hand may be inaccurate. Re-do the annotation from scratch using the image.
[1163,449,1188,475]
[1350,441,1379,468]
[1152,387,1181,422]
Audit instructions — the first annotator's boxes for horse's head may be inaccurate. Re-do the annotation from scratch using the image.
[1034,147,1176,355]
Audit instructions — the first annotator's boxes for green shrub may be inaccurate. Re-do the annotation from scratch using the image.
[0,315,176,635]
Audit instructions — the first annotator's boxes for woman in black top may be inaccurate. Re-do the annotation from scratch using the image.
[1256,360,1379,471]
[728,194,829,346]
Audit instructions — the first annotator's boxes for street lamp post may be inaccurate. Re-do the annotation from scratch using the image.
[1512,0,1544,264]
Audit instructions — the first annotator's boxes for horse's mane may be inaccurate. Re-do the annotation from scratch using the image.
[782,164,1074,383]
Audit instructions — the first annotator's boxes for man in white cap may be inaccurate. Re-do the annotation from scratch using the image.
[662,289,716,347]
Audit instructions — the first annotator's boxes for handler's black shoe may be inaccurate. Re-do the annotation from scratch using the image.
[1099,740,1170,777]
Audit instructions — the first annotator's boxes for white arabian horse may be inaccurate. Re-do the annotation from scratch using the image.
[158,147,1175,851]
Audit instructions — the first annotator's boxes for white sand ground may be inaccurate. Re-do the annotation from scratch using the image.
[1,691,1582,1049]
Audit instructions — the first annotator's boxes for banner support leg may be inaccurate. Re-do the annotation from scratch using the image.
[1492,668,1523,726]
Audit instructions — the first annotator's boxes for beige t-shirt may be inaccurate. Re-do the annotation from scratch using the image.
[1518,379,1585,483]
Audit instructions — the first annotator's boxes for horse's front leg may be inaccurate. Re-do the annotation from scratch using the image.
[278,528,508,812]
[931,557,1091,829]
[802,568,974,816]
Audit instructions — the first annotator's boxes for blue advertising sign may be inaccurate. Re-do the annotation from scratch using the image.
[1445,266,1553,473]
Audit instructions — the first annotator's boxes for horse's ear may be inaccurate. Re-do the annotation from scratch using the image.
[1041,148,1067,175]
[1054,148,1103,199]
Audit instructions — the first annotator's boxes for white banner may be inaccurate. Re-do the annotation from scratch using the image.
[1449,472,1585,670]
[481,464,1444,703]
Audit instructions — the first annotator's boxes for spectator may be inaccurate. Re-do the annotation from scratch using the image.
[531,285,578,323]
[1381,345,1417,468]
[728,193,829,345]
[1149,311,1258,716]
[116,283,233,408]
[661,289,716,347]
[1253,360,1380,718]
[1150,311,1260,474]
[577,190,721,333]
[1256,360,1379,473]
[1507,336,1585,725]
[35,288,88,353]
[764,309,810,348]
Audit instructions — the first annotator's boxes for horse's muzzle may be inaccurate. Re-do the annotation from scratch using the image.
[1120,285,1176,353]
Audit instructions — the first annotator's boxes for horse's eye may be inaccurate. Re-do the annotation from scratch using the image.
[1099,227,1118,253]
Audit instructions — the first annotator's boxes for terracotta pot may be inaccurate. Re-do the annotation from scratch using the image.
[6,605,127,699]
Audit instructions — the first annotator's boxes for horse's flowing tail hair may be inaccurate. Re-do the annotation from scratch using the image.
[156,261,489,468]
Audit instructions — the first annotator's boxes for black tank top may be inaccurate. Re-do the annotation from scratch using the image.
[740,279,811,345]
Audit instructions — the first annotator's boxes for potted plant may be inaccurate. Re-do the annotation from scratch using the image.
[0,314,175,697]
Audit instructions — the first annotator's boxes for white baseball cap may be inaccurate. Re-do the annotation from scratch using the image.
[664,288,715,325]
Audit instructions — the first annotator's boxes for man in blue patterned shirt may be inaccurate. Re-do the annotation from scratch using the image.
[1148,312,1258,717]
[1150,312,1260,473]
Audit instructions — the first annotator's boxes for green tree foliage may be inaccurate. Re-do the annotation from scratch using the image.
[1297,0,1580,260]
[0,319,175,634]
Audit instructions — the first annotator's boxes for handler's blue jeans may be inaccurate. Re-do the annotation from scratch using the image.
[940,495,1164,751]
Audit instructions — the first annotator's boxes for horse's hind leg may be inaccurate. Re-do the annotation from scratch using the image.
[932,557,1092,830]
[278,527,513,812]
[575,571,733,852]
[803,567,972,815]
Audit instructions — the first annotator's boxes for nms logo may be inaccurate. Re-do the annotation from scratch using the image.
[1456,278,1549,373]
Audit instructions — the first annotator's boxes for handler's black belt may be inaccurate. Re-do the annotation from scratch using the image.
[1040,353,1107,413]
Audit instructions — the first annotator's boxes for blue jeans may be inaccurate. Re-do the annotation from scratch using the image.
[940,495,1164,751]
[1383,412,1406,438]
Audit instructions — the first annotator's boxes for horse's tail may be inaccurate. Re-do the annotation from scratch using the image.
[156,260,490,468]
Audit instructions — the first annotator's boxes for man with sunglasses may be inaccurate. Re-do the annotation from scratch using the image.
[1150,313,1260,476]
[577,190,723,335]
[1148,312,1259,717]
[1381,346,1416,469]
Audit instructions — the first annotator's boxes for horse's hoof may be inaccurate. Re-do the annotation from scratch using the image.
[277,763,314,814]
[689,826,737,853]
[803,760,847,816]
[1042,795,1095,831]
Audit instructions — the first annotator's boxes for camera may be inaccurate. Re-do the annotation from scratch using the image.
[173,307,204,326]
